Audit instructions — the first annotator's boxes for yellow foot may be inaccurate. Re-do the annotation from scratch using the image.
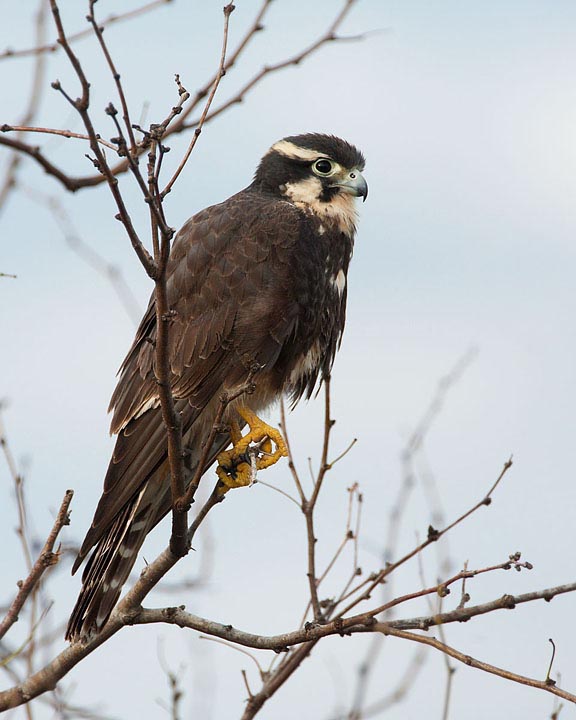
[216,407,288,492]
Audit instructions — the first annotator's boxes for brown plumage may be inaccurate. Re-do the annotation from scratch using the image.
[66,134,367,642]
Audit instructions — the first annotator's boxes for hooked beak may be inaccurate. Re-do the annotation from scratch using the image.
[330,168,368,202]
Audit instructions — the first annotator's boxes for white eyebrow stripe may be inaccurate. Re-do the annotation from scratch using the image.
[270,140,327,162]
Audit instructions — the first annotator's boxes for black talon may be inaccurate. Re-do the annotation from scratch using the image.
[219,449,252,479]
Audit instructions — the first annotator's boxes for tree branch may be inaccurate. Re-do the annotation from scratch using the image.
[381,625,576,705]
[48,0,156,276]
[160,3,234,198]
[0,125,117,151]
[0,0,173,62]
[0,491,73,642]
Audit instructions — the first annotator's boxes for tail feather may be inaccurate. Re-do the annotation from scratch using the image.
[65,486,153,642]
[66,428,230,643]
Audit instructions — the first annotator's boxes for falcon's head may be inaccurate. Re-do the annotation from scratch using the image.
[253,133,367,235]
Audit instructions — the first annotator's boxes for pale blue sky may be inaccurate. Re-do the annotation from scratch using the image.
[2,2,576,718]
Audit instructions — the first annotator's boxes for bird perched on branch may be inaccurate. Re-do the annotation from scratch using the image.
[66,133,367,642]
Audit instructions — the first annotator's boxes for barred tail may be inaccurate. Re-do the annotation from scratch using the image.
[65,487,153,643]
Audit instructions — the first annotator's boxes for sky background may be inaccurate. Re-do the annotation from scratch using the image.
[2,1,576,718]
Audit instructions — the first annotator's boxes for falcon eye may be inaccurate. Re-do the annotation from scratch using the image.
[312,158,335,176]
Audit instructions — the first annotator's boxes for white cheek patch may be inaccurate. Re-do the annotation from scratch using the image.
[282,176,324,204]
[281,178,359,237]
[331,269,346,296]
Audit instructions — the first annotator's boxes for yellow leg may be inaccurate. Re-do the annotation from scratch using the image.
[216,407,288,491]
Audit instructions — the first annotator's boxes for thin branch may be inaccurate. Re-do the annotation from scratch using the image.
[157,645,184,720]
[334,457,514,618]
[436,595,456,720]
[254,479,301,507]
[0,491,73,642]
[0,0,172,61]
[381,626,576,705]
[302,379,335,621]
[241,642,318,720]
[0,0,48,213]
[0,125,117,151]
[87,0,137,154]
[182,0,365,131]
[49,0,156,275]
[329,648,427,720]
[546,639,557,686]
[317,484,361,589]
[0,134,102,192]
[160,3,234,198]
[152,0,274,141]
[199,635,266,678]
[279,398,306,503]
[365,554,533,621]
[19,185,141,325]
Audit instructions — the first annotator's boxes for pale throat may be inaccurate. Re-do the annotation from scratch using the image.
[280,176,358,237]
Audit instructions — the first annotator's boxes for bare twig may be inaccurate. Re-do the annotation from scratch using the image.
[436,595,456,720]
[161,3,234,198]
[0,491,73,642]
[0,0,172,62]
[182,0,366,132]
[380,626,576,705]
[546,639,557,686]
[318,484,362,591]
[0,125,117,151]
[303,378,335,621]
[157,644,184,720]
[335,458,514,618]
[0,134,97,192]
[0,0,47,213]
[241,642,317,720]
[199,635,266,679]
[280,398,306,503]
[254,479,301,507]
[87,0,137,154]
[329,649,427,720]
[49,0,156,275]
[19,186,142,324]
